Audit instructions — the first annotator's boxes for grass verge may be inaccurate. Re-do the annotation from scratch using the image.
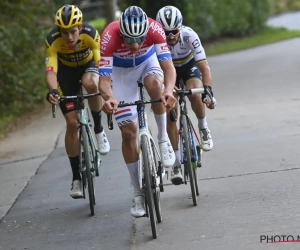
[204,26,300,56]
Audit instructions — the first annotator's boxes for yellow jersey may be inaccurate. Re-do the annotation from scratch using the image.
[45,23,100,73]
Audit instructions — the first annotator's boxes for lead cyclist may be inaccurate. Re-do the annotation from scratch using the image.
[156,6,217,185]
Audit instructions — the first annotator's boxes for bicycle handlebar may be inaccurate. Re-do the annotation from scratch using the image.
[58,92,101,100]
[117,99,161,108]
[51,92,101,118]
[173,87,205,95]
[106,99,162,130]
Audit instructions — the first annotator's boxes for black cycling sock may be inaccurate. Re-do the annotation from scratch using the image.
[69,155,81,181]
[91,110,103,134]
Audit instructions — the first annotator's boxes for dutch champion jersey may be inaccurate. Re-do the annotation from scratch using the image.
[168,26,207,68]
[99,18,172,76]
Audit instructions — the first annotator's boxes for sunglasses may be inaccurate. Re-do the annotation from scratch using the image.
[123,36,146,44]
[165,29,180,37]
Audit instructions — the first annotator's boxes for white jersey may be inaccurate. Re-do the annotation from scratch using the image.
[168,26,207,67]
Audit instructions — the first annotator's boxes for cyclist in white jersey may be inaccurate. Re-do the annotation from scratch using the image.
[156,6,217,184]
[98,6,177,217]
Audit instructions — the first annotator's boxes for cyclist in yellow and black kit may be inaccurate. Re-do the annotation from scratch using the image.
[45,4,110,198]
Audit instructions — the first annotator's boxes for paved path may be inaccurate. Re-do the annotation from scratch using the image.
[267,11,300,30]
[1,38,300,249]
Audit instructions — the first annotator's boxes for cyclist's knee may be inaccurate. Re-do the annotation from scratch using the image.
[144,75,163,97]
[66,118,78,133]
[120,123,137,141]
[82,74,99,93]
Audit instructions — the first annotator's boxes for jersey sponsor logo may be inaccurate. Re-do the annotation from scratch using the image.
[192,39,200,49]
[161,45,169,51]
[191,66,197,72]
[149,22,166,39]
[82,26,91,32]
[99,59,110,67]
[60,50,91,62]
[119,50,146,59]
[101,30,112,53]
[117,119,133,126]
[46,66,53,72]
[45,57,49,64]
[66,102,74,111]
[183,36,190,43]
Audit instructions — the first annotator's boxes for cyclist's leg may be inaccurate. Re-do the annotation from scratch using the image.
[81,60,110,155]
[166,75,182,184]
[142,54,175,168]
[184,60,213,151]
[57,62,83,198]
[111,65,145,217]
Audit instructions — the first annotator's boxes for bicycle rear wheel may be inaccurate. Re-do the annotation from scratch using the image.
[182,115,197,206]
[141,135,157,239]
[82,127,95,215]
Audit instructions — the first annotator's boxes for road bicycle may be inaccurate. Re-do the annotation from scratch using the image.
[108,81,164,239]
[170,84,213,206]
[52,92,101,216]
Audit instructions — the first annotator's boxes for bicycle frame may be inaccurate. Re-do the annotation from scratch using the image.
[78,105,101,174]
[178,90,200,171]
[135,83,163,190]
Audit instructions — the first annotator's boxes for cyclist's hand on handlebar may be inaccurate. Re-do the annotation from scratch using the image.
[205,97,217,109]
[202,84,217,109]
[102,97,118,114]
[162,91,177,109]
[46,89,59,105]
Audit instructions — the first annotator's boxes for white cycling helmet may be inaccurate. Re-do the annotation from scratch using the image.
[156,6,183,31]
[119,6,149,38]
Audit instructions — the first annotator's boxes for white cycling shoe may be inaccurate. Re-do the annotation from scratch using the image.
[200,128,213,151]
[96,130,110,155]
[130,195,146,218]
[159,139,176,168]
[171,165,183,185]
[70,180,83,199]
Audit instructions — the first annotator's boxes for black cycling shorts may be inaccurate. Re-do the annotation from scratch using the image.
[57,59,99,115]
[175,58,202,87]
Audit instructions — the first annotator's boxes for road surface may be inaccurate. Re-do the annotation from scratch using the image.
[1,38,300,249]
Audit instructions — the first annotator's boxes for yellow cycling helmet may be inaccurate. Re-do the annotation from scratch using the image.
[55,4,83,29]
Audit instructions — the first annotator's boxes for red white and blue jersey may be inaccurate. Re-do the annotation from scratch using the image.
[99,18,172,76]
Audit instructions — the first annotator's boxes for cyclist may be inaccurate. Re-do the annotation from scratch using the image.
[98,6,177,217]
[156,6,217,185]
[45,4,110,198]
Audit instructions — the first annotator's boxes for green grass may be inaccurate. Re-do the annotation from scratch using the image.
[204,26,300,56]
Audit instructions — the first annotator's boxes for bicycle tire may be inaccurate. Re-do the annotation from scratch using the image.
[187,118,200,197]
[141,135,157,239]
[149,131,162,223]
[194,168,199,196]
[82,127,95,215]
[182,115,197,206]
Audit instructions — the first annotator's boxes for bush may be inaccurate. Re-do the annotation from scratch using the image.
[269,0,300,15]
[185,0,270,41]
[0,1,57,118]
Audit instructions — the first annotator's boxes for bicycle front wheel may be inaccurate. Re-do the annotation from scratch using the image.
[182,115,197,206]
[141,135,157,239]
[82,127,95,215]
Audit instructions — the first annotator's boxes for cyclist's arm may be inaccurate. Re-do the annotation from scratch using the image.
[99,76,114,101]
[159,59,176,93]
[85,27,101,67]
[188,29,212,87]
[45,39,58,91]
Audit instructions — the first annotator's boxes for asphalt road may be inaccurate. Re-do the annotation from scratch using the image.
[1,38,300,250]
